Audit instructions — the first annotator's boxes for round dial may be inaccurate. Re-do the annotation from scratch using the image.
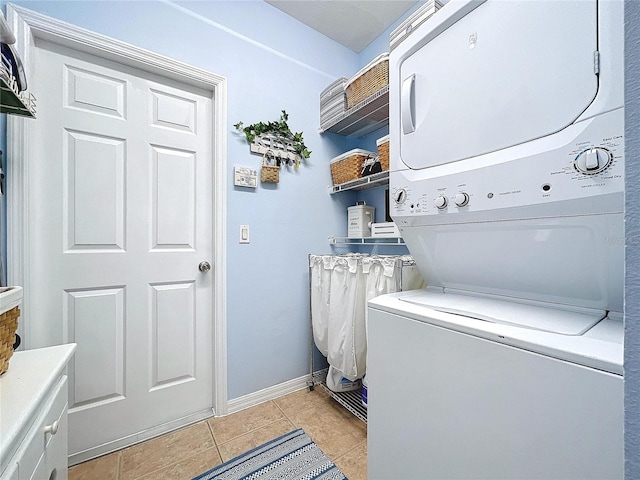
[394,188,407,204]
[574,147,613,174]
[434,195,448,209]
[454,192,469,207]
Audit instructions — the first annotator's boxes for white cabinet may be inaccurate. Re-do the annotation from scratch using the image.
[0,344,76,480]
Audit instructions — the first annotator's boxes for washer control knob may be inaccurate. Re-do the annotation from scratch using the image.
[394,188,407,204]
[574,147,612,174]
[454,192,469,207]
[434,195,448,209]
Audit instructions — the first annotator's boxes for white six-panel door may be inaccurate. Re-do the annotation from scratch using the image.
[27,39,214,458]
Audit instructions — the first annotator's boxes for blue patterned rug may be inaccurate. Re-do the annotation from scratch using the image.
[192,428,347,480]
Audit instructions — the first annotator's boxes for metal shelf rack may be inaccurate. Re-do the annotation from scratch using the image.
[328,236,405,246]
[308,255,422,424]
[319,86,389,138]
[328,171,389,194]
[311,370,367,423]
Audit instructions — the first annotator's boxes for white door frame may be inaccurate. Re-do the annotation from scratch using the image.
[6,4,229,417]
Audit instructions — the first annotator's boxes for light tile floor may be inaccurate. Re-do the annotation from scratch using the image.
[68,387,367,480]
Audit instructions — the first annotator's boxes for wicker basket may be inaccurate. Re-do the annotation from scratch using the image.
[345,53,389,109]
[261,151,280,184]
[0,306,20,375]
[376,134,390,171]
[330,149,376,185]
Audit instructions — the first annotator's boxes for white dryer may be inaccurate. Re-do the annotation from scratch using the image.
[367,0,624,478]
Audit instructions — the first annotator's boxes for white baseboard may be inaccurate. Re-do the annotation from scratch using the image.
[69,372,322,465]
[226,373,314,415]
[69,408,214,466]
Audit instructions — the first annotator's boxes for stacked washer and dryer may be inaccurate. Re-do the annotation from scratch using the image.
[367,0,624,479]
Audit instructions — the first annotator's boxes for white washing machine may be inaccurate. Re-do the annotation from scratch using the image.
[368,0,625,478]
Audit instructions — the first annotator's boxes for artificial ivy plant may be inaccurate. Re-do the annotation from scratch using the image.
[234,110,311,160]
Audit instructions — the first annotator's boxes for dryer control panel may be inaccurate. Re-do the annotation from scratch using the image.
[391,108,624,224]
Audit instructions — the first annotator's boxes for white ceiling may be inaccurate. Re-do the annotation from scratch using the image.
[265,0,420,52]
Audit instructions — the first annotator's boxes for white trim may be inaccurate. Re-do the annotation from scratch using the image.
[6,5,33,350]
[226,374,312,416]
[213,64,229,417]
[6,0,228,429]
[7,4,223,90]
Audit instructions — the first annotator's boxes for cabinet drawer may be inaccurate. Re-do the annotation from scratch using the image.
[17,376,68,479]
[31,403,68,480]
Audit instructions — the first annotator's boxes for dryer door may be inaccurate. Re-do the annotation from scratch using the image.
[396,0,598,170]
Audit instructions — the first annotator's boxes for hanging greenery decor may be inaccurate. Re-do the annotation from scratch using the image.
[234,110,311,160]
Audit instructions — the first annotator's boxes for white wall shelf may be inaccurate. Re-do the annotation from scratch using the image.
[329,236,405,246]
[320,86,388,138]
[329,170,388,194]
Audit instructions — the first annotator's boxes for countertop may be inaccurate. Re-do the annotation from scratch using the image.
[0,343,77,475]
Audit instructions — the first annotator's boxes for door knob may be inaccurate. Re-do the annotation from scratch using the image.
[199,261,211,273]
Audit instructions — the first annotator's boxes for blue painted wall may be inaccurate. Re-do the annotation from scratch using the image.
[625,0,640,476]
[0,0,386,400]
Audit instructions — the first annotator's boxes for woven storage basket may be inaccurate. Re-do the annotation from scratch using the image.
[376,134,390,171]
[330,149,376,185]
[345,53,389,109]
[261,151,280,183]
[0,306,20,375]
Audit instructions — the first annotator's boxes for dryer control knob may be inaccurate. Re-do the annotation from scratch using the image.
[434,195,448,209]
[454,192,469,207]
[574,147,612,174]
[394,188,407,204]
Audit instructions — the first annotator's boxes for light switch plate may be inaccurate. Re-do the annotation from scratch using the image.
[240,225,250,243]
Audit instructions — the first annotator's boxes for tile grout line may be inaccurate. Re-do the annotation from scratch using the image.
[205,417,225,464]
[332,437,366,463]
[272,399,299,430]
[124,422,217,480]
[214,415,295,449]
[273,389,335,428]
[117,451,123,480]
[272,392,359,464]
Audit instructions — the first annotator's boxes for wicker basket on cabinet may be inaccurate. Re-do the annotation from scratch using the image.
[0,306,20,375]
